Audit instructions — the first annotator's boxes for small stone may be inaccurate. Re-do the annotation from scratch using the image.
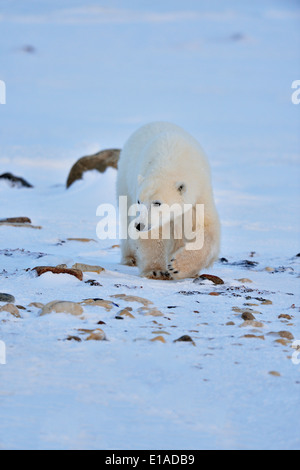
[118,308,135,318]
[219,257,228,263]
[265,267,275,272]
[137,307,164,317]
[278,331,294,340]
[111,294,153,306]
[33,266,83,281]
[81,298,116,311]
[28,302,44,309]
[261,300,272,305]
[0,172,33,188]
[240,320,264,328]
[72,263,104,274]
[237,278,253,283]
[226,321,235,326]
[86,329,107,341]
[275,339,288,346]
[151,335,166,343]
[269,371,281,377]
[241,311,256,321]
[174,335,195,345]
[242,334,265,340]
[0,303,20,318]
[209,292,220,296]
[194,274,224,285]
[0,293,15,303]
[65,336,82,342]
[16,305,26,310]
[278,314,292,320]
[0,217,31,224]
[40,301,84,316]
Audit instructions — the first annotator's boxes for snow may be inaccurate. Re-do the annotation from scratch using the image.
[0,0,300,450]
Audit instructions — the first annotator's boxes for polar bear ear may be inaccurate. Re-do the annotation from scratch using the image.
[137,174,145,185]
[176,182,186,194]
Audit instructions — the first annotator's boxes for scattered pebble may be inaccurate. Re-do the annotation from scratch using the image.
[240,320,264,328]
[28,302,44,309]
[242,334,265,340]
[278,331,294,340]
[67,238,96,243]
[0,172,33,188]
[65,336,82,342]
[237,278,253,283]
[0,217,31,224]
[137,306,163,317]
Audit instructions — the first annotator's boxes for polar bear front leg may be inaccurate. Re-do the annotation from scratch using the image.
[167,247,201,279]
[138,238,171,280]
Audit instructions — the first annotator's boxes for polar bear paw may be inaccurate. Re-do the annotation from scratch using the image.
[143,270,173,280]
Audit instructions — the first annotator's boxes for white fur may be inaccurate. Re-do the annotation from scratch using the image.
[117,122,220,279]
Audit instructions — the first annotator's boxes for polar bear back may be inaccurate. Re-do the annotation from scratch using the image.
[117,121,211,204]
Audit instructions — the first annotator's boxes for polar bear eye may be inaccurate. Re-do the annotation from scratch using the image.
[152,201,161,207]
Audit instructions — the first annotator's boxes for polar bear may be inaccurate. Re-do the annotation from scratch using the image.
[117,122,220,280]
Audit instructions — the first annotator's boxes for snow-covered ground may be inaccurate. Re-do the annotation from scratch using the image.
[0,0,299,450]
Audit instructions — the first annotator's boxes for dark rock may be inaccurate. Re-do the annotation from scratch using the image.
[194,274,224,285]
[174,335,195,345]
[0,217,31,224]
[0,293,15,303]
[66,148,120,188]
[241,311,255,321]
[219,257,228,263]
[232,260,259,267]
[0,172,33,188]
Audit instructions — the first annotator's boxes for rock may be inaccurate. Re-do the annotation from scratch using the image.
[236,278,253,283]
[66,148,120,188]
[40,301,84,316]
[0,293,15,303]
[226,321,235,326]
[240,320,264,328]
[137,307,164,317]
[65,336,82,342]
[33,266,83,281]
[0,217,31,224]
[241,311,256,321]
[261,299,272,305]
[86,329,107,341]
[278,331,294,340]
[81,298,116,311]
[269,371,281,377]
[242,334,265,340]
[265,267,275,272]
[72,263,104,274]
[194,274,224,285]
[85,279,102,287]
[0,172,33,188]
[118,308,135,319]
[151,335,166,343]
[219,257,228,263]
[111,294,153,306]
[28,302,44,309]
[278,314,292,320]
[0,304,20,318]
[209,292,220,296]
[275,339,288,346]
[174,335,195,345]
[232,260,259,267]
